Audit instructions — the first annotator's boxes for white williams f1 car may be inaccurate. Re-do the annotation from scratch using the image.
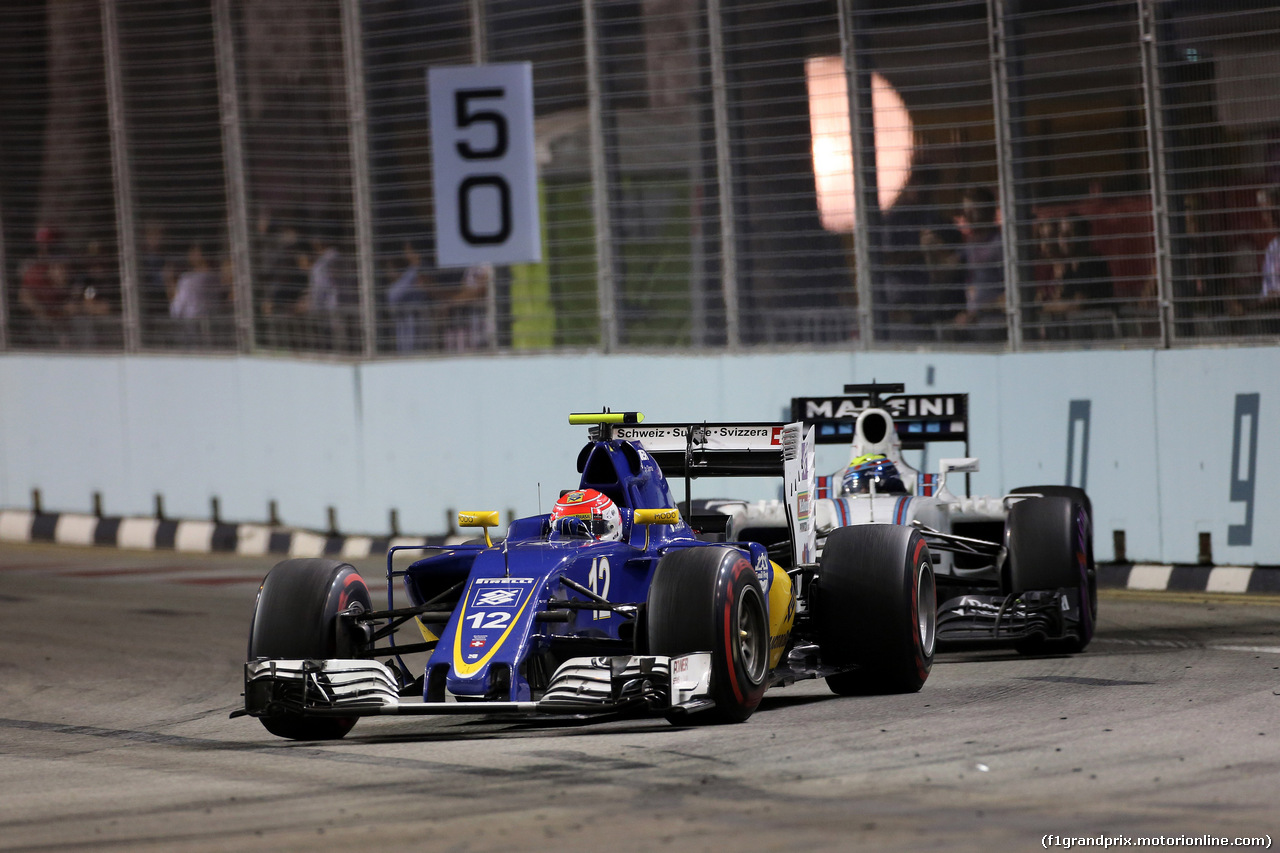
[701,383,1096,654]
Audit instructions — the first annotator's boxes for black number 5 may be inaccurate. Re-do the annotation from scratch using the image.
[455,88,508,160]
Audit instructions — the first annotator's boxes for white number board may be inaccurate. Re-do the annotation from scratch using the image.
[428,63,542,267]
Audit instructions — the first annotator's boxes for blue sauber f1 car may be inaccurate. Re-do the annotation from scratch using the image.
[236,412,936,740]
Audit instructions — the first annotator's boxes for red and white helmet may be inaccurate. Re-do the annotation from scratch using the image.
[549,489,623,541]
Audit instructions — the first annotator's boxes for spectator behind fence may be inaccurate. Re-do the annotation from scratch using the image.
[386,241,433,354]
[296,237,354,352]
[257,221,308,349]
[1036,216,1113,340]
[1260,188,1280,298]
[69,239,122,347]
[952,186,1005,341]
[1254,187,1280,333]
[444,262,494,352]
[17,225,71,347]
[170,243,224,346]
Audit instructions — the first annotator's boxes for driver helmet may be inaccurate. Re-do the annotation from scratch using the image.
[841,454,906,496]
[549,489,623,541]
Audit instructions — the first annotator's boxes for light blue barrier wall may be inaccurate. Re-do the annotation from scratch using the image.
[1,348,1275,563]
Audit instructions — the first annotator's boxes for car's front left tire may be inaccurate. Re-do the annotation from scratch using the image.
[815,524,936,695]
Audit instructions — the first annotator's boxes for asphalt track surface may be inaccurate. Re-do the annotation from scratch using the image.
[0,542,1277,852]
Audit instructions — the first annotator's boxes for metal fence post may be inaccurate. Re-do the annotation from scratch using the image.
[989,0,1023,351]
[708,0,740,349]
[100,0,141,353]
[469,0,488,65]
[212,0,254,354]
[838,0,877,348]
[342,0,377,359]
[584,0,617,352]
[1138,0,1173,348]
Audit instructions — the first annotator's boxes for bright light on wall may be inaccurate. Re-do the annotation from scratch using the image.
[806,57,914,232]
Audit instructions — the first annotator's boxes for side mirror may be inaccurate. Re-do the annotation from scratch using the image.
[633,508,679,548]
[457,510,500,546]
[937,457,980,499]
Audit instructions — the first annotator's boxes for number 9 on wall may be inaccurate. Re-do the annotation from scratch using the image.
[428,63,542,267]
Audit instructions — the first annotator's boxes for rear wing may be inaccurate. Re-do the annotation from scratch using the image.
[610,421,817,566]
[790,392,969,449]
[611,422,790,477]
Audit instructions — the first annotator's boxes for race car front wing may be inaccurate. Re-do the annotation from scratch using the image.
[239,652,714,719]
[934,588,1084,645]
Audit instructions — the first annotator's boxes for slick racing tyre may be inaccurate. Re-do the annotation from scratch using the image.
[1009,485,1092,525]
[247,558,372,740]
[647,546,769,724]
[816,524,936,695]
[1005,495,1096,655]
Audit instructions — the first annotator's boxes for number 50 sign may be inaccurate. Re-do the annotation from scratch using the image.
[428,63,541,267]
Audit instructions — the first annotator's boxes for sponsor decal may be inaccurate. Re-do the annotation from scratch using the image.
[800,394,964,422]
[712,426,773,439]
[453,582,536,677]
[615,427,683,440]
[797,490,810,522]
[753,551,770,589]
[672,656,689,677]
[472,588,522,607]
[561,490,586,503]
[805,399,866,420]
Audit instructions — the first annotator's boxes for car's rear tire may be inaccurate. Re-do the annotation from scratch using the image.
[815,525,936,695]
[1005,496,1096,655]
[647,546,769,724]
[247,558,372,740]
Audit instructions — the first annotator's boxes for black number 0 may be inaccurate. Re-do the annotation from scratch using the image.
[1228,393,1259,547]
[458,176,512,245]
[454,88,512,245]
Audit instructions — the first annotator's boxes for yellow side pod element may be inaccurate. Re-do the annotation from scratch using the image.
[766,563,796,670]
[457,510,500,546]
[633,507,679,549]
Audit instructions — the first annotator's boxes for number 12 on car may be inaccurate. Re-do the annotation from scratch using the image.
[428,63,542,268]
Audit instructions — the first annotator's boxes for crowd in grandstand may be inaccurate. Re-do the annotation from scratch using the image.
[10,186,1280,352]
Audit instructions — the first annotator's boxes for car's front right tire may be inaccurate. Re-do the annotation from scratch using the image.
[247,558,372,740]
